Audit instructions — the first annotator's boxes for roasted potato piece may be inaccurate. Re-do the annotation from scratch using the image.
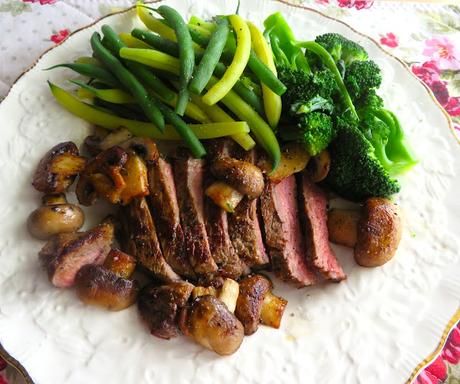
[205,181,244,212]
[260,292,287,329]
[179,295,244,355]
[138,282,194,339]
[76,146,128,205]
[39,221,114,288]
[211,158,264,198]
[327,208,361,248]
[75,264,138,311]
[103,248,136,279]
[32,142,86,193]
[218,278,239,313]
[235,274,287,334]
[258,143,310,183]
[354,197,402,267]
[27,194,84,240]
[307,149,331,182]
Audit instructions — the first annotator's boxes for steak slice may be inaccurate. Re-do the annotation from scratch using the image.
[39,221,114,288]
[204,139,246,279]
[228,149,268,268]
[119,197,180,283]
[261,175,317,287]
[148,157,194,278]
[299,174,346,281]
[174,153,217,275]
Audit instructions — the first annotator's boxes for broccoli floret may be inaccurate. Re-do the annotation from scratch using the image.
[344,60,382,100]
[325,120,400,201]
[315,33,368,65]
[280,112,334,156]
[277,66,336,109]
[291,96,334,115]
[356,89,384,113]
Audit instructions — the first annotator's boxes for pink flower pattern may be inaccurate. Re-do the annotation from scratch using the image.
[337,0,374,10]
[50,29,70,44]
[380,32,398,48]
[423,37,460,70]
[22,0,57,4]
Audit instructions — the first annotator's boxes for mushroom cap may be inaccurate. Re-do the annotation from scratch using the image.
[235,274,272,335]
[75,264,138,311]
[354,197,402,267]
[103,248,136,279]
[179,295,244,356]
[211,157,264,198]
[32,141,86,194]
[27,203,84,240]
[138,282,194,340]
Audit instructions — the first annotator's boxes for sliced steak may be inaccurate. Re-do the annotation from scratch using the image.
[204,140,246,279]
[174,153,217,276]
[299,173,346,281]
[228,149,268,268]
[261,175,317,287]
[119,197,180,283]
[148,157,194,278]
[39,221,114,288]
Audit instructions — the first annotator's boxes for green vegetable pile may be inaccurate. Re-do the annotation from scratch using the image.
[47,4,417,202]
[264,12,417,201]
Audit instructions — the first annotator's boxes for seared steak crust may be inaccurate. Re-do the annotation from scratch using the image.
[148,157,194,278]
[119,197,180,283]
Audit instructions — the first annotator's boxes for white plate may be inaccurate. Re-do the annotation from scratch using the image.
[0,1,459,383]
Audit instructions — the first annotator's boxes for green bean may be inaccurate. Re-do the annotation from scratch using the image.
[189,17,229,95]
[44,63,120,87]
[90,31,165,131]
[154,5,194,116]
[130,30,265,116]
[131,28,179,57]
[101,25,175,102]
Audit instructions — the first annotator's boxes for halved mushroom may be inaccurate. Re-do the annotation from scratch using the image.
[83,135,103,157]
[32,142,86,194]
[211,157,264,198]
[217,278,239,313]
[119,152,149,205]
[38,221,114,288]
[354,197,402,267]
[103,248,136,279]
[258,143,310,183]
[179,295,244,355]
[75,264,138,311]
[138,282,194,339]
[76,146,128,206]
[235,274,287,335]
[205,181,244,213]
[327,208,361,248]
[192,286,217,299]
[307,149,330,182]
[99,127,133,151]
[27,193,85,240]
[120,137,159,164]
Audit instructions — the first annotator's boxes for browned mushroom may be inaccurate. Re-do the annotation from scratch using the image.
[32,142,86,194]
[307,149,331,182]
[327,208,361,248]
[354,197,402,267]
[38,221,114,288]
[103,248,136,279]
[76,146,128,206]
[179,295,244,355]
[138,282,194,339]
[120,137,159,164]
[75,264,138,311]
[99,127,133,151]
[258,143,310,183]
[27,193,84,240]
[119,152,149,205]
[211,157,264,198]
[235,274,287,335]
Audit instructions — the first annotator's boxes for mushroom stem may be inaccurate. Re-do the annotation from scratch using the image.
[218,278,239,313]
[260,291,288,329]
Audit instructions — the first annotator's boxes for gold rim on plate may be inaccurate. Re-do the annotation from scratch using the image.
[0,2,458,383]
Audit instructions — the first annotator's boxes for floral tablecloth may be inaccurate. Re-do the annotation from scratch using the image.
[0,0,459,383]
